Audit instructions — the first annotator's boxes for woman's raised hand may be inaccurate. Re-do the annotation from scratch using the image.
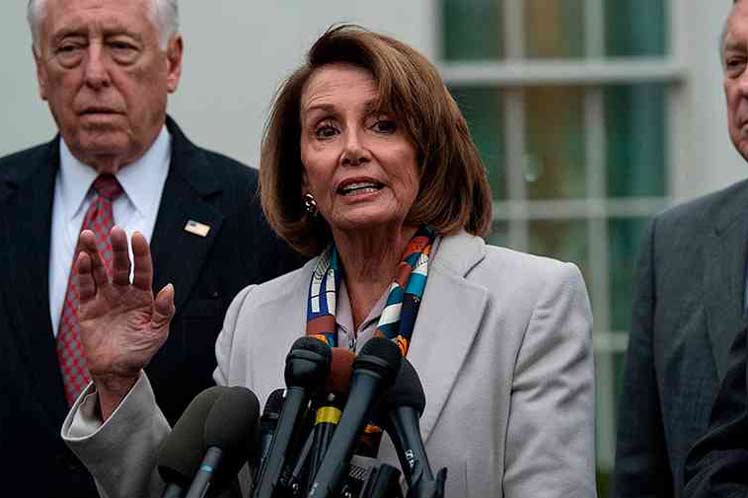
[76,226,175,419]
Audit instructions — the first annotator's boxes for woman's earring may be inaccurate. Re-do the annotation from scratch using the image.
[303,193,318,216]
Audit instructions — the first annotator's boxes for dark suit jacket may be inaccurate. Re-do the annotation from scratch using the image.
[682,326,748,498]
[614,179,748,498]
[0,117,303,498]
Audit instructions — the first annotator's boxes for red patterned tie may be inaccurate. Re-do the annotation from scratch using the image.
[57,175,123,405]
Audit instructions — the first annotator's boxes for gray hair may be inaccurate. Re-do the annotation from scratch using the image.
[720,2,734,67]
[721,0,742,66]
[27,0,179,52]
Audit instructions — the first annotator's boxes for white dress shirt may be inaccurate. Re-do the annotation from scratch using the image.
[49,127,171,336]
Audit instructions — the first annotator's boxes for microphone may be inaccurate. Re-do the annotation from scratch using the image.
[184,386,260,498]
[306,337,402,498]
[307,348,355,483]
[377,359,446,498]
[256,389,285,476]
[252,337,332,498]
[157,386,228,498]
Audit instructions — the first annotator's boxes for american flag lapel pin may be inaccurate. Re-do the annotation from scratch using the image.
[184,219,211,237]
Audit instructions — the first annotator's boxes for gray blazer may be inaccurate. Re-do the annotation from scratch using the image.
[63,232,596,498]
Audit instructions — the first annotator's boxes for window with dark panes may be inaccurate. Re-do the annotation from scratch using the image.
[439,0,678,495]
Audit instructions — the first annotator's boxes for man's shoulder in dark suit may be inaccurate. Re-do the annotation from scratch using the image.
[652,178,748,240]
[0,140,55,198]
[0,140,52,167]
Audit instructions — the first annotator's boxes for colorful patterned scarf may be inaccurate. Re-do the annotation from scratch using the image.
[306,225,436,356]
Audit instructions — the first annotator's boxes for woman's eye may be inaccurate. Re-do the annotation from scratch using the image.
[371,119,397,134]
[314,124,338,139]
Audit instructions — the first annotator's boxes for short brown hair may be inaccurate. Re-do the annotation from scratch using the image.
[260,25,493,256]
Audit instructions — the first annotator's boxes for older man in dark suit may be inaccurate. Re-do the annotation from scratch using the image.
[0,1,301,496]
[614,1,748,497]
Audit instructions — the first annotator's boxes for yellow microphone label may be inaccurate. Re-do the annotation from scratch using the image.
[315,406,342,425]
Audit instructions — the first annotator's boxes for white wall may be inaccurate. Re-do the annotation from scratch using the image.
[0,1,436,167]
[1,2,56,154]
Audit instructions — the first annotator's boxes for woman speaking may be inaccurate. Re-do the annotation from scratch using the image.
[63,26,596,498]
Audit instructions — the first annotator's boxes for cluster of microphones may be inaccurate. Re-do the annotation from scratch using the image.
[156,336,447,498]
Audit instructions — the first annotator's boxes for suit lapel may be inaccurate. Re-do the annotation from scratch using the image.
[704,207,748,379]
[406,233,488,443]
[241,234,489,444]
[150,119,224,311]
[0,139,69,424]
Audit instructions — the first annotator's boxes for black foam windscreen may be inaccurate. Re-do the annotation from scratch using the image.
[284,336,332,388]
[354,336,402,383]
[204,386,260,448]
[203,386,260,486]
[381,358,425,415]
[157,386,229,486]
[292,336,331,359]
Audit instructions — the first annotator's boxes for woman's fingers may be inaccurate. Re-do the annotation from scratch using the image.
[131,231,153,292]
[110,226,131,286]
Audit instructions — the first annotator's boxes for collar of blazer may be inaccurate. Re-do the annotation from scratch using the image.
[284,231,490,442]
[405,231,489,442]
[163,115,222,197]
